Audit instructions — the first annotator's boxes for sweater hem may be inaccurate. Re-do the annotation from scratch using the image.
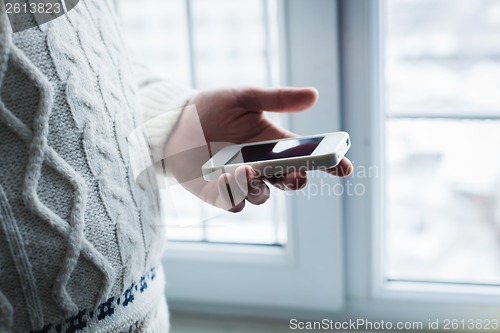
[31,267,166,333]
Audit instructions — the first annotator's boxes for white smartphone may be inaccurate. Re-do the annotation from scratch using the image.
[202,132,350,181]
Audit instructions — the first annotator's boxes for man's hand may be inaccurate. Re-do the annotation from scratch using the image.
[164,87,353,212]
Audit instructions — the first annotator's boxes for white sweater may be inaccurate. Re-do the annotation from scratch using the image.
[0,0,191,332]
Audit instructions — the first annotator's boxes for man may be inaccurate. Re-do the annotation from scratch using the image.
[0,1,351,332]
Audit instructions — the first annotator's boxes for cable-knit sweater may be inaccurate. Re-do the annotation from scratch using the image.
[0,0,191,332]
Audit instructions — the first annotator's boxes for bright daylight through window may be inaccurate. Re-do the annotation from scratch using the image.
[119,0,285,245]
[385,0,500,285]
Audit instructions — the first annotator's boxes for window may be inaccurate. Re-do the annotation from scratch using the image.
[120,0,345,313]
[342,0,500,322]
[384,0,500,285]
[120,0,500,323]
[120,0,286,245]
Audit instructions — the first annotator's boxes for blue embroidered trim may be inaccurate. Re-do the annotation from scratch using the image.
[31,267,157,333]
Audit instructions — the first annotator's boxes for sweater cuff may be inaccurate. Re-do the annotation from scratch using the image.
[136,74,193,165]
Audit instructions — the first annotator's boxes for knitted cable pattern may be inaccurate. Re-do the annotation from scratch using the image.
[0,185,43,329]
[0,0,186,330]
[0,0,10,83]
[44,0,157,292]
[0,1,115,324]
[80,0,166,278]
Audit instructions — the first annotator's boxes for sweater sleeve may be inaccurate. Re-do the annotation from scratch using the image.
[134,62,194,168]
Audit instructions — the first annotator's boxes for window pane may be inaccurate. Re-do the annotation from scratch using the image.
[120,0,286,245]
[385,0,500,284]
[190,0,270,88]
[386,119,500,284]
[385,0,500,117]
[119,0,192,87]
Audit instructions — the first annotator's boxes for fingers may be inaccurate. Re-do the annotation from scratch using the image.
[216,173,246,212]
[266,170,308,191]
[266,158,353,192]
[236,87,319,113]
[215,159,353,213]
[235,166,270,205]
[216,166,271,212]
[326,157,353,177]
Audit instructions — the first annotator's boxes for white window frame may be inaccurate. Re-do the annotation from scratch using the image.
[163,0,500,321]
[342,0,500,323]
[163,0,345,315]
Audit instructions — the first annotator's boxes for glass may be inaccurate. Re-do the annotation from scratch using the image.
[189,0,271,88]
[385,0,500,117]
[119,0,192,87]
[119,0,286,245]
[384,0,500,284]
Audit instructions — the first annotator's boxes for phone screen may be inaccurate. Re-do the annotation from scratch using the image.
[230,137,324,163]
